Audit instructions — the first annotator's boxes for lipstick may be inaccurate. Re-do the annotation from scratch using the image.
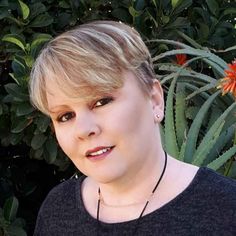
[85,146,114,161]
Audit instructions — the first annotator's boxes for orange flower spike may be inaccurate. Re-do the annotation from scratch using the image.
[218,59,236,98]
[176,54,187,65]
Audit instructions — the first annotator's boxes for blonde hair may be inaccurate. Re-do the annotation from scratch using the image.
[29,20,155,115]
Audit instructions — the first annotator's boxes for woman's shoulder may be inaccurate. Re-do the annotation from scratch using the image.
[199,167,236,188]
[39,175,85,213]
[193,167,236,201]
[34,175,89,235]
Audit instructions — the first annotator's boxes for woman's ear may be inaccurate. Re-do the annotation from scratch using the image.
[150,80,165,123]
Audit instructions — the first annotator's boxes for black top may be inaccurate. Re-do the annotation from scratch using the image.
[34,167,236,236]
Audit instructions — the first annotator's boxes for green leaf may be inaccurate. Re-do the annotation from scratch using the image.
[162,15,170,24]
[12,59,26,78]
[184,91,220,163]
[198,23,209,39]
[223,8,236,16]
[23,55,34,68]
[206,0,219,16]
[31,34,52,48]
[112,8,132,23]
[164,76,179,158]
[193,121,225,166]
[4,83,28,101]
[206,126,235,165]
[171,0,180,8]
[18,0,30,20]
[10,133,23,145]
[186,80,217,100]
[31,133,47,150]
[207,146,236,171]
[33,147,44,160]
[8,73,27,86]
[30,13,53,27]
[2,34,25,51]
[175,82,187,149]
[0,8,10,19]
[153,47,227,76]
[45,137,58,164]
[3,197,19,222]
[179,140,187,161]
[185,84,211,101]
[227,161,236,178]
[151,0,157,8]
[0,0,8,7]
[157,64,215,84]
[146,10,158,28]
[224,45,236,52]
[172,0,192,15]
[128,6,141,17]
[59,0,70,8]
[134,0,145,11]
[29,3,46,19]
[16,102,34,116]
[30,33,52,57]
[177,31,204,49]
[11,118,32,133]
[165,17,189,29]
[5,226,27,236]
[193,102,236,166]
[35,115,50,132]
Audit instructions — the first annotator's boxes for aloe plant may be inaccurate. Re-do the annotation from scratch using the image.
[153,39,236,176]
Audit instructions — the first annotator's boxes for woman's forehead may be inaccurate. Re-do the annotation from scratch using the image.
[45,78,116,107]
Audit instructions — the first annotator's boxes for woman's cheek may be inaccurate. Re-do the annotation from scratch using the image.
[55,129,68,149]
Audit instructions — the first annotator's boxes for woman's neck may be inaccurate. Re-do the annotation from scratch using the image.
[97,150,167,207]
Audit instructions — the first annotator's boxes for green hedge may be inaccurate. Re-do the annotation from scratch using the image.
[0,0,235,234]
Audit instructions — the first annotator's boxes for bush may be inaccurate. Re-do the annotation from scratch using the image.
[0,0,235,234]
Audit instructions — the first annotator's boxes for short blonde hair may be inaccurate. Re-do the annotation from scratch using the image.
[29,20,155,115]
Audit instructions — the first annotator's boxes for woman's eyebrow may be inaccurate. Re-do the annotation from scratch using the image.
[48,105,71,113]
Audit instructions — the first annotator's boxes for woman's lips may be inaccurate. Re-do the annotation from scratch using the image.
[85,146,114,161]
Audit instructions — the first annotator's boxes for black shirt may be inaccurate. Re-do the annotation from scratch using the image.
[34,167,236,235]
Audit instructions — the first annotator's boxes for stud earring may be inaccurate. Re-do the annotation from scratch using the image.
[155,114,160,119]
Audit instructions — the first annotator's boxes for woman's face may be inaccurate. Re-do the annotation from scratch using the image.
[46,71,164,183]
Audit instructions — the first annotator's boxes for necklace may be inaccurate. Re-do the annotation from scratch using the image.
[96,151,167,235]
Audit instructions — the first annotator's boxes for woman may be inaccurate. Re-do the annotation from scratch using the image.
[30,21,236,235]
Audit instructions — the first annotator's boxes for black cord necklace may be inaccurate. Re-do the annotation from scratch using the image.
[96,151,167,236]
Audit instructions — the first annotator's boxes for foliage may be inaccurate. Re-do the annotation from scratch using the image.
[152,39,236,176]
[0,0,235,166]
[0,196,26,236]
[0,0,235,234]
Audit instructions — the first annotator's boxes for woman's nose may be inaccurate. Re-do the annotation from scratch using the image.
[74,113,101,140]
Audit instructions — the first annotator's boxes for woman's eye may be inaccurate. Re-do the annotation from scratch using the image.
[57,112,75,122]
[94,97,113,108]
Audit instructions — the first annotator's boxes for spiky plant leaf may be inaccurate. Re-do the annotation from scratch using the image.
[185,106,199,120]
[193,121,225,166]
[164,77,179,158]
[184,91,220,163]
[204,126,235,165]
[179,140,187,161]
[153,48,227,73]
[186,81,217,100]
[193,102,236,166]
[175,82,187,149]
[206,107,222,132]
[207,145,236,170]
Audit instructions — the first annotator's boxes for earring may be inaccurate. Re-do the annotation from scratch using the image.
[154,114,160,123]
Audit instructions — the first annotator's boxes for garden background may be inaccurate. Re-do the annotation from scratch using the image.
[0,0,236,235]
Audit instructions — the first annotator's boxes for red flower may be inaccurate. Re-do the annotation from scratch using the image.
[218,59,236,98]
[175,54,187,65]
